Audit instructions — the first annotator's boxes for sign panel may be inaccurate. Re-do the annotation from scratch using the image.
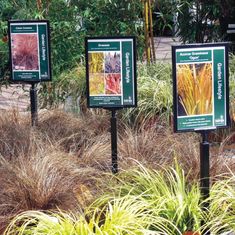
[85,37,137,108]
[8,20,51,82]
[172,43,229,132]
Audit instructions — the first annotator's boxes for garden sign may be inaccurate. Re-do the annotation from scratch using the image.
[85,37,137,174]
[172,43,230,228]
[85,37,137,108]
[8,20,51,127]
[8,20,51,83]
[172,43,229,132]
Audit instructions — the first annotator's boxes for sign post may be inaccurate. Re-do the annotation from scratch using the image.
[30,83,38,126]
[85,36,137,173]
[172,43,229,233]
[8,20,51,126]
[200,130,210,234]
[111,108,118,174]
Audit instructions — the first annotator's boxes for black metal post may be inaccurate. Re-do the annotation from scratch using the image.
[30,83,38,127]
[110,109,118,174]
[200,131,210,234]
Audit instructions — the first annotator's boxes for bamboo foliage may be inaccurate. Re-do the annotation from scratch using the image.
[177,63,213,116]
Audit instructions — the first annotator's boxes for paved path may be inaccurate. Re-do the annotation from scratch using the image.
[0,37,180,111]
[154,37,180,61]
[0,84,30,111]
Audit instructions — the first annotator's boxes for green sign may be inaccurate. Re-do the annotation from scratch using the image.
[8,20,51,82]
[85,37,137,108]
[172,43,229,132]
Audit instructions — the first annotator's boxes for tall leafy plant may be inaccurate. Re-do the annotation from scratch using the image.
[0,0,84,81]
[153,0,175,36]
[175,0,221,43]
[69,0,144,57]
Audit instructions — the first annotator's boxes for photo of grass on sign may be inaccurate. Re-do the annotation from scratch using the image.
[177,63,212,116]
[105,52,121,73]
[105,74,121,94]
[11,34,39,71]
[89,73,105,95]
[89,53,104,73]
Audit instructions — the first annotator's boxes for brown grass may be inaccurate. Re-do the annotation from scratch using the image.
[37,110,110,153]
[0,110,234,232]
[0,111,32,160]
[0,110,110,232]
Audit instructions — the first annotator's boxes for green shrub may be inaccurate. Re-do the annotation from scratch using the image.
[39,65,86,109]
[0,0,145,84]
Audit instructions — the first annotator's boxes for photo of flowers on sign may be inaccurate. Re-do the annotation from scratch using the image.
[105,73,121,94]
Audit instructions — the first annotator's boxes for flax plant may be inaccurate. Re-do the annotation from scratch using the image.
[177,63,212,116]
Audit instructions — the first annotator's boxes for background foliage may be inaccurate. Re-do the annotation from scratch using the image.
[153,0,235,43]
[0,0,144,81]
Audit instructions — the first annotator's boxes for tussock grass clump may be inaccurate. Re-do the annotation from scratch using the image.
[0,110,234,233]
[0,111,111,232]
[0,111,32,160]
[0,144,104,233]
[37,110,110,153]
[76,133,111,171]
[4,197,153,235]
[118,121,235,180]
[118,124,201,177]
[200,173,235,234]
[91,163,202,234]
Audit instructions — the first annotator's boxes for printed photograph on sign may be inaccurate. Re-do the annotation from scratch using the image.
[11,34,39,71]
[89,73,105,95]
[88,53,104,73]
[177,63,212,116]
[105,73,121,94]
[105,52,121,73]
[88,51,122,96]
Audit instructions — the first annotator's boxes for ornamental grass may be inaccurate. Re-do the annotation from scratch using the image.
[177,63,213,116]
[0,110,234,234]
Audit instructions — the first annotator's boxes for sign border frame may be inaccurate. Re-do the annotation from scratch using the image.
[85,36,137,109]
[172,42,230,133]
[8,19,52,83]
